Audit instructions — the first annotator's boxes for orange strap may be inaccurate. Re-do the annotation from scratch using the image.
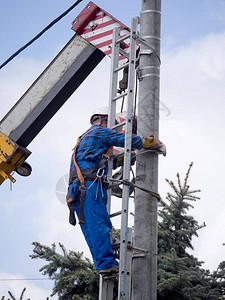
[103,146,113,159]
[67,197,73,203]
[72,129,95,188]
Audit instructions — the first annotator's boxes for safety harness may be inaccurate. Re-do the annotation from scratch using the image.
[67,127,112,226]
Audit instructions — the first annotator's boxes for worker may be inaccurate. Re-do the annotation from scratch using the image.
[67,107,165,275]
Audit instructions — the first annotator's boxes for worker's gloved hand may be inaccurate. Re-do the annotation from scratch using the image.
[142,135,162,149]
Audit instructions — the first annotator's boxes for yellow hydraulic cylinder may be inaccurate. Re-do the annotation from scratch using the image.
[0,131,31,185]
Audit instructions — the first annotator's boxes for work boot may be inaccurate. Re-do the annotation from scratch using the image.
[99,264,119,276]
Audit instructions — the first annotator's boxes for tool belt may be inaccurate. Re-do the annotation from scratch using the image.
[67,167,109,226]
[69,167,109,186]
[67,127,112,226]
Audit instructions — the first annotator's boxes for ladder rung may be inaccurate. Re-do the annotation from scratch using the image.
[114,62,129,73]
[111,121,126,130]
[112,242,120,249]
[116,33,131,44]
[109,211,122,218]
[101,273,119,280]
[112,92,127,101]
[119,48,129,59]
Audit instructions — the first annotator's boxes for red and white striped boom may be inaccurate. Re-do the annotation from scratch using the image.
[72,1,131,65]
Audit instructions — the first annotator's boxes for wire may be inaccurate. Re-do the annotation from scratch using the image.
[0,0,84,70]
[0,274,158,282]
[0,278,51,281]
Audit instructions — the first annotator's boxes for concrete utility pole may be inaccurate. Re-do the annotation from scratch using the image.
[132,0,161,299]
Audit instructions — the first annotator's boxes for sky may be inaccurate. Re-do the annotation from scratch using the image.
[1,0,225,298]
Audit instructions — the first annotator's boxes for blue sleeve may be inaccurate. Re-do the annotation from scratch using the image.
[101,127,143,150]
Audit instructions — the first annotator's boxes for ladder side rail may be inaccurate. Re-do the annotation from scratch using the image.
[107,27,121,129]
[99,275,114,300]
[118,17,139,300]
[99,27,121,300]
[106,27,121,214]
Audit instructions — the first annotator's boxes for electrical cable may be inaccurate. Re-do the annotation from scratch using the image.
[0,278,51,281]
[0,0,84,70]
[0,273,158,281]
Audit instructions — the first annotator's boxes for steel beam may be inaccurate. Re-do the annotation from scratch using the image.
[0,34,105,147]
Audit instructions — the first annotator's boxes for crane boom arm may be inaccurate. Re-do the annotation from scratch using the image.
[0,34,104,184]
[0,0,131,185]
[0,34,104,148]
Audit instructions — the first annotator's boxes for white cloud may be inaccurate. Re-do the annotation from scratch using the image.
[34,188,92,256]
[193,209,225,270]
[190,32,225,79]
[159,30,225,271]
[1,26,225,288]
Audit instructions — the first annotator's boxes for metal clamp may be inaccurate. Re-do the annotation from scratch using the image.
[140,9,161,15]
[132,33,161,63]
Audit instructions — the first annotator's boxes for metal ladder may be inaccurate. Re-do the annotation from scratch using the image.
[99,17,139,300]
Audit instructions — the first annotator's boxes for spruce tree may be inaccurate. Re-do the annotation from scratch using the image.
[158,162,202,257]
[30,242,99,299]
[157,163,223,299]
[30,163,225,299]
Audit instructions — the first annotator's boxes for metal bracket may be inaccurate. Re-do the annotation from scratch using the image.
[140,49,154,55]
[133,253,147,259]
[132,33,161,63]
[132,245,149,259]
[130,245,149,253]
[137,67,143,81]
[0,169,16,183]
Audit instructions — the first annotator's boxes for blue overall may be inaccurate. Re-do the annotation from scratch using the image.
[69,124,143,271]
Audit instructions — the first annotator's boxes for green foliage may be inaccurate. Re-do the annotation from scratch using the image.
[158,248,223,299]
[29,163,225,299]
[30,242,99,299]
[158,162,203,257]
[212,261,225,297]
[158,162,225,299]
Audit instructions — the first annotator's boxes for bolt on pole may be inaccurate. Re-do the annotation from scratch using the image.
[132,0,161,300]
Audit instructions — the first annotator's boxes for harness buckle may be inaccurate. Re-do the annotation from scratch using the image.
[96,168,105,178]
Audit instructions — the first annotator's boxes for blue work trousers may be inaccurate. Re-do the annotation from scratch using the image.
[69,180,118,271]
